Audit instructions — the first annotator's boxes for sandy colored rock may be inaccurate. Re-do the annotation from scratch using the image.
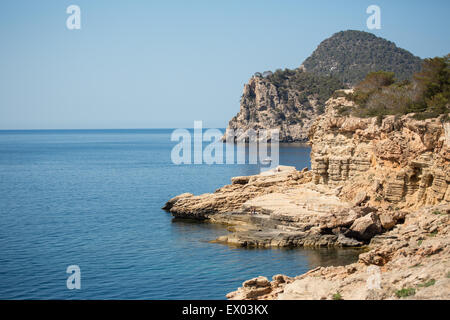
[163,165,384,248]
[348,212,382,241]
[223,76,321,143]
[353,191,368,206]
[379,212,396,230]
[278,278,338,300]
[309,93,449,208]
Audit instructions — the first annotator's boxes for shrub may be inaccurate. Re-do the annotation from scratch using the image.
[428,231,438,237]
[332,292,343,300]
[395,288,415,298]
[355,71,396,92]
[336,105,352,116]
[418,279,436,288]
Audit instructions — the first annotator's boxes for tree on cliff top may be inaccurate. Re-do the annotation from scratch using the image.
[348,54,450,121]
[413,55,450,111]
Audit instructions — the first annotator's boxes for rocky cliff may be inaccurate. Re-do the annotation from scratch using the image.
[309,91,450,208]
[224,76,318,142]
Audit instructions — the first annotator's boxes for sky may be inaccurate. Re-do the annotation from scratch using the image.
[0,0,449,130]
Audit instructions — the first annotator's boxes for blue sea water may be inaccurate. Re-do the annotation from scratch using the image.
[0,129,359,299]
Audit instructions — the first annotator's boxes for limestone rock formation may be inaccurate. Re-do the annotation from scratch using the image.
[309,91,450,208]
[163,165,406,248]
[223,76,320,143]
[226,275,290,300]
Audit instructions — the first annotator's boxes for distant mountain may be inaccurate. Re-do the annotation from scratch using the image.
[302,30,423,86]
[224,30,425,143]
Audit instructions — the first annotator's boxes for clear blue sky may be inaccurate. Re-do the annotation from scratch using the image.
[0,0,449,129]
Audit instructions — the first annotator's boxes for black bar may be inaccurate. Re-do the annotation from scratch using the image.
[0,300,446,318]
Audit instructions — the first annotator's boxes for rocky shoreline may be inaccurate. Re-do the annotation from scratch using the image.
[163,93,449,299]
[227,203,449,300]
[163,165,406,248]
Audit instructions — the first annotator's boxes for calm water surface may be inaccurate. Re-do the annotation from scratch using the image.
[0,130,360,299]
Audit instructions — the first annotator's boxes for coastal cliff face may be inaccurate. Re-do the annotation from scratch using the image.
[309,92,450,208]
[224,76,320,142]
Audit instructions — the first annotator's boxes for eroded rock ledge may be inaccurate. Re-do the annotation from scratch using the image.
[163,165,407,248]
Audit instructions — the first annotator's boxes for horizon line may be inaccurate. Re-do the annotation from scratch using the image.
[0,127,228,131]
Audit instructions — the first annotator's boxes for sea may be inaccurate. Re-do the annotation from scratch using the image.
[0,129,360,299]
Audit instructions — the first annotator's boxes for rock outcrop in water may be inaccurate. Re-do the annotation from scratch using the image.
[163,166,363,247]
[164,165,373,248]
[164,162,416,248]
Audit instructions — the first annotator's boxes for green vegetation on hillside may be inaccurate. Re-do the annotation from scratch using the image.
[302,30,423,86]
[341,55,450,121]
[257,68,344,114]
